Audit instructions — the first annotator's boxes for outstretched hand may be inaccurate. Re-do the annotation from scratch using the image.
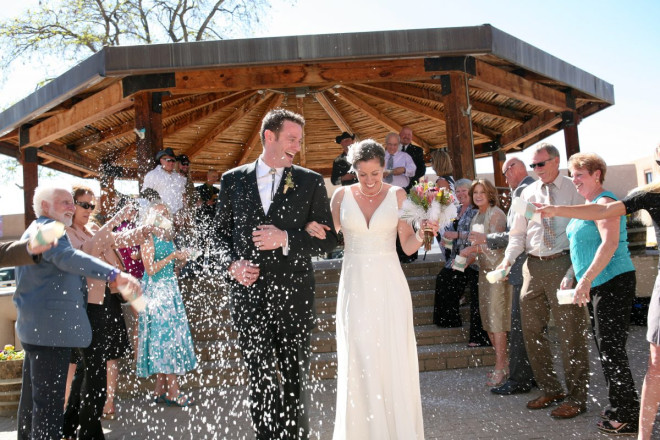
[532,203,557,219]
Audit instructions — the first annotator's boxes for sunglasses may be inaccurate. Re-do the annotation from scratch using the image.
[163,158,176,163]
[502,163,515,177]
[75,201,96,210]
[530,159,553,169]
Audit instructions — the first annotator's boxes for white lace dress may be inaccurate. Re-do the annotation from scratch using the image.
[333,186,424,439]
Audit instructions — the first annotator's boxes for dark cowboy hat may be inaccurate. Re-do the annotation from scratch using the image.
[176,154,190,165]
[155,148,176,161]
[335,132,356,144]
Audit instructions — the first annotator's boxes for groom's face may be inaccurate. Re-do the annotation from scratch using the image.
[263,120,303,168]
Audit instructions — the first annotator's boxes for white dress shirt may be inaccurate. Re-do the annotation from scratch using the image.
[384,150,416,188]
[255,158,289,254]
[142,165,187,214]
[256,159,283,215]
[504,174,584,264]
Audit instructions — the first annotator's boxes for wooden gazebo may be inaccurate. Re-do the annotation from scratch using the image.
[0,24,614,224]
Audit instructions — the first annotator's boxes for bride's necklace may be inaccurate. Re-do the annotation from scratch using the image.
[357,181,383,198]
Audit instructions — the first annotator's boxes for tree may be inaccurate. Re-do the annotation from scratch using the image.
[0,0,273,71]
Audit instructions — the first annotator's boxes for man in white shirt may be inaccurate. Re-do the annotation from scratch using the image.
[383,132,416,190]
[498,143,589,420]
[399,126,426,192]
[142,147,186,215]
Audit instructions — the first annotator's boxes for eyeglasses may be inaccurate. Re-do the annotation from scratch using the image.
[530,159,553,169]
[163,158,176,163]
[75,201,96,210]
[502,163,515,177]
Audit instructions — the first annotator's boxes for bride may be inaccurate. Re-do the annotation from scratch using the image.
[307,139,438,439]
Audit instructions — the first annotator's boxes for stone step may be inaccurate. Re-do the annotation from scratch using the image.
[314,275,435,299]
[118,339,494,396]
[193,324,470,361]
[0,378,22,416]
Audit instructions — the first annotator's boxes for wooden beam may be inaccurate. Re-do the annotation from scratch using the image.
[26,82,133,147]
[173,58,433,94]
[21,146,39,227]
[38,144,101,175]
[134,92,163,185]
[237,94,285,165]
[72,120,135,152]
[441,73,475,180]
[314,92,353,134]
[469,60,570,112]
[184,91,267,159]
[499,111,563,150]
[334,88,427,148]
[0,141,19,159]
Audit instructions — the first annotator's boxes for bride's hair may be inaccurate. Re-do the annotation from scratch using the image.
[347,139,385,167]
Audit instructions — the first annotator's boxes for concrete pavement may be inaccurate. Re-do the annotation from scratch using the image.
[1,325,658,439]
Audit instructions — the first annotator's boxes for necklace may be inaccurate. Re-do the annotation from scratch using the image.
[357,181,383,198]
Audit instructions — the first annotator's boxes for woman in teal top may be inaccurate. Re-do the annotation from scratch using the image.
[564,153,638,435]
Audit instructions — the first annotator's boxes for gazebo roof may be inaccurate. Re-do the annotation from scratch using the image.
[0,24,613,181]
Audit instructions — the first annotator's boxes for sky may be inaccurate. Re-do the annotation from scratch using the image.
[1,0,659,214]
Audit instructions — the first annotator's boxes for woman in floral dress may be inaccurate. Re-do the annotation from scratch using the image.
[136,202,197,406]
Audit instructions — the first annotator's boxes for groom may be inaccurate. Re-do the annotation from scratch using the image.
[215,108,337,439]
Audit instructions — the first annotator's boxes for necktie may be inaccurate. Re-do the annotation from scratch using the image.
[269,168,277,201]
[542,183,556,249]
[384,154,394,183]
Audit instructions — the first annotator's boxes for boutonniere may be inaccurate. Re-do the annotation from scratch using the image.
[283,172,295,194]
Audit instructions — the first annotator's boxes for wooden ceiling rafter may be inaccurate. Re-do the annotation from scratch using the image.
[236,94,285,166]
[38,143,101,177]
[296,96,307,166]
[332,88,430,149]
[499,110,563,150]
[184,91,269,159]
[314,91,353,135]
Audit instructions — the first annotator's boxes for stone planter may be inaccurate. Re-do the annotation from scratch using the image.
[0,359,23,416]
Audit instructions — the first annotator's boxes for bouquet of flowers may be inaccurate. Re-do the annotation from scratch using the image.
[400,178,458,252]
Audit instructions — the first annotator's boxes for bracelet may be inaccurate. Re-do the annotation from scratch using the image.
[582,275,592,284]
[414,229,424,242]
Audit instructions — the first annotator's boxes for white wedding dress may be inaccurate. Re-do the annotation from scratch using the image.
[333,186,424,439]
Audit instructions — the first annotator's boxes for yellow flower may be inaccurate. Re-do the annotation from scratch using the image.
[283,173,295,194]
[4,344,14,351]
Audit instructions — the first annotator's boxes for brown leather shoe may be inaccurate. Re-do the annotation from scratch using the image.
[550,402,586,419]
[526,393,566,409]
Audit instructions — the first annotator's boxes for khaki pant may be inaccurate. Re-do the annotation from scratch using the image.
[520,254,590,406]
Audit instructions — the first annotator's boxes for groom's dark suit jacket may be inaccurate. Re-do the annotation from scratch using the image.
[215,162,337,335]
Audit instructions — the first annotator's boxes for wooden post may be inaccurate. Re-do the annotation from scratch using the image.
[441,73,475,180]
[563,111,580,159]
[21,147,39,228]
[492,150,507,188]
[135,92,163,188]
[20,124,39,228]
[99,173,116,223]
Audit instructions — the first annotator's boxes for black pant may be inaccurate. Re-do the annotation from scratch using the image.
[588,270,640,422]
[63,304,108,440]
[508,283,534,386]
[433,266,467,327]
[238,324,311,440]
[467,268,490,346]
[18,343,71,440]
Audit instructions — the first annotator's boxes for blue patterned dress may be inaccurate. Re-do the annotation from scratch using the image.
[136,234,197,377]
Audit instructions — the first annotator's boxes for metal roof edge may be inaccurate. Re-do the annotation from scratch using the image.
[488,25,614,104]
[102,25,495,75]
[0,50,109,138]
